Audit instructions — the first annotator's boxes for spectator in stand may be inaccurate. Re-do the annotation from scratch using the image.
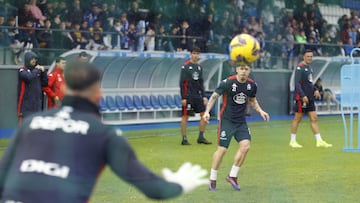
[305,37,321,56]
[269,33,287,69]
[18,3,34,27]
[169,25,180,52]
[135,12,146,52]
[0,15,10,47]
[6,17,24,65]
[156,24,170,51]
[178,20,191,51]
[295,29,307,55]
[53,21,73,50]
[28,0,47,26]
[110,19,122,49]
[120,12,130,49]
[89,19,106,50]
[200,13,214,52]
[348,26,357,46]
[80,20,91,42]
[127,22,137,51]
[70,23,90,49]
[17,51,48,123]
[350,11,360,27]
[247,16,262,33]
[37,19,53,49]
[343,37,354,56]
[18,19,39,52]
[68,0,84,25]
[321,31,337,57]
[340,25,351,45]
[42,57,66,108]
[285,27,296,70]
[145,23,156,51]
[127,1,140,24]
[83,2,104,28]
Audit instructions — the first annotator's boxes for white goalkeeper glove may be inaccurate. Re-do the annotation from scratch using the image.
[162,162,208,193]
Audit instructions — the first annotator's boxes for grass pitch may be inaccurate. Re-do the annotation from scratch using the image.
[1,116,359,202]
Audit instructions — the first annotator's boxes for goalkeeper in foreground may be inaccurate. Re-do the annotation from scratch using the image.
[0,62,208,202]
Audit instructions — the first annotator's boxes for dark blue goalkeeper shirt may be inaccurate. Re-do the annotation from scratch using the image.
[293,61,316,101]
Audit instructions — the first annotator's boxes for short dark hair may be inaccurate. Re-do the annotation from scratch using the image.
[78,51,88,58]
[55,57,66,63]
[303,49,313,54]
[190,46,201,53]
[64,62,101,91]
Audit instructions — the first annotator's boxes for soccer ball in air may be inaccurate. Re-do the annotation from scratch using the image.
[229,34,260,65]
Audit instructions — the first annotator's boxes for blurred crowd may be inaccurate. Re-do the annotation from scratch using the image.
[0,0,359,68]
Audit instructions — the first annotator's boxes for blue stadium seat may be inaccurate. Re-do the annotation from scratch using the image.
[166,95,176,109]
[115,95,126,110]
[133,95,144,110]
[174,95,182,108]
[141,95,152,109]
[124,95,135,110]
[158,95,169,109]
[106,96,117,111]
[99,96,108,111]
[150,95,160,109]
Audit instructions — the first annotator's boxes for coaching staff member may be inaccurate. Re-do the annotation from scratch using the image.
[0,62,208,202]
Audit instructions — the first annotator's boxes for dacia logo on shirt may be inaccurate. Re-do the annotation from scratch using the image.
[192,71,199,80]
[233,92,246,104]
[20,159,70,179]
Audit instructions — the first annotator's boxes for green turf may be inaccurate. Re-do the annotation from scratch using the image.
[88,116,360,203]
[1,116,359,202]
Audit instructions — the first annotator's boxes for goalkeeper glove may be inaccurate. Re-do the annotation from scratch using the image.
[162,162,208,193]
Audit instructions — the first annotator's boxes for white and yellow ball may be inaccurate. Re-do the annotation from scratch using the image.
[229,34,260,64]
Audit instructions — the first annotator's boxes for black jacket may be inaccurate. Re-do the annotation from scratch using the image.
[17,51,48,118]
[0,96,182,202]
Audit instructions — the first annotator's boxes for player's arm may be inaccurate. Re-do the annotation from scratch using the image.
[248,97,269,121]
[203,92,220,122]
[179,66,187,100]
[18,67,41,83]
[294,67,306,99]
[42,73,56,99]
[106,132,183,199]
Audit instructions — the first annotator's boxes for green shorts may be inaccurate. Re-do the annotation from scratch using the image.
[218,118,251,148]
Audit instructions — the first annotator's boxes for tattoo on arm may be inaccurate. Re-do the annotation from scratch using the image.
[206,93,219,112]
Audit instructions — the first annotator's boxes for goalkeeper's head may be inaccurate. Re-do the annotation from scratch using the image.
[64,61,102,105]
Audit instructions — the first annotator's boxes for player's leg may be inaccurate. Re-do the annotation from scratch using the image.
[209,119,232,190]
[226,124,251,191]
[196,98,211,144]
[290,100,304,148]
[308,110,332,147]
[181,101,190,145]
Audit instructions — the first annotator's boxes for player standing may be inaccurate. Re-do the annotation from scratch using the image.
[289,49,332,148]
[179,46,212,145]
[203,63,269,191]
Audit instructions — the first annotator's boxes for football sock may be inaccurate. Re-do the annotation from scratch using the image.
[198,131,204,140]
[290,133,296,142]
[229,165,240,177]
[210,168,217,180]
[315,133,322,141]
[182,136,187,141]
